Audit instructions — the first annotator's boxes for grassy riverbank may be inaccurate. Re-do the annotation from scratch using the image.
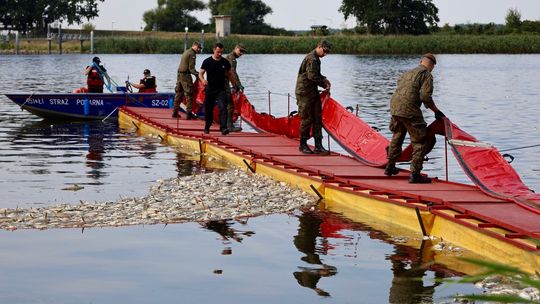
[2,34,540,54]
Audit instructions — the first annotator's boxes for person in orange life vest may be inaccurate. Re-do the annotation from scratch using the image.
[84,57,107,93]
[130,69,157,93]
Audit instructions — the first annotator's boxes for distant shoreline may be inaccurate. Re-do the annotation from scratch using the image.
[2,34,540,54]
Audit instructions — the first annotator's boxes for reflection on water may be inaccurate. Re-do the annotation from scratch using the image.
[290,209,470,303]
[293,211,338,297]
[388,242,444,304]
[0,117,216,207]
[202,219,255,246]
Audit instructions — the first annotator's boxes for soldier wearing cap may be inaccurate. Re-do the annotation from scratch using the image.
[130,69,157,93]
[173,41,202,118]
[225,43,246,132]
[384,53,446,184]
[295,40,332,155]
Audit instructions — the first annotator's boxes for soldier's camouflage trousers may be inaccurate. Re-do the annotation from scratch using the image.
[174,73,194,113]
[296,93,322,141]
[387,115,435,174]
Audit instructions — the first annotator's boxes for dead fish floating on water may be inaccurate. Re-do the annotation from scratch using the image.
[61,184,84,191]
[1,169,315,231]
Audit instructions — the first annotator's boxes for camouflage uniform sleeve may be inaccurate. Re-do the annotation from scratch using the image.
[419,71,435,108]
[306,57,327,88]
[189,50,198,76]
[228,55,242,89]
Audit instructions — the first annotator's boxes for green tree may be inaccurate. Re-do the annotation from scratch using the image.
[505,8,522,32]
[143,0,206,32]
[82,22,95,33]
[208,0,281,35]
[0,0,104,34]
[339,0,439,35]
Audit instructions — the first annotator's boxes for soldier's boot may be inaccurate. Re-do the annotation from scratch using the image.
[172,101,180,118]
[409,172,432,184]
[172,92,183,118]
[226,108,242,132]
[313,138,329,155]
[186,109,197,120]
[185,98,197,119]
[384,163,400,176]
[299,138,314,154]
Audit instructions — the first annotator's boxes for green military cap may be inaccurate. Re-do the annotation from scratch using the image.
[236,43,247,53]
[422,53,437,64]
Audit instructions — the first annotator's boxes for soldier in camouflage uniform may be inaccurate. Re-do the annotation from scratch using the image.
[173,41,202,119]
[385,53,446,184]
[225,43,246,132]
[295,40,332,155]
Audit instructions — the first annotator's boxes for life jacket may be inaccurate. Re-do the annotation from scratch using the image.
[138,76,157,93]
[86,66,104,90]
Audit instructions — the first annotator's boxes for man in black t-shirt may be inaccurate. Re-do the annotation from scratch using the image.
[199,43,237,135]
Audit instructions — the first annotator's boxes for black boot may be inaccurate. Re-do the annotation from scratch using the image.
[186,112,198,120]
[172,109,179,118]
[384,163,400,176]
[299,139,314,154]
[409,172,432,184]
[313,138,329,155]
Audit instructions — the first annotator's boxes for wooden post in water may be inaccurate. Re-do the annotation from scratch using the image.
[200,29,205,52]
[184,27,188,51]
[15,32,19,54]
[90,31,94,54]
[58,25,62,55]
[47,24,51,54]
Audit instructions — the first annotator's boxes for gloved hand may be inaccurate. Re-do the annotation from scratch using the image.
[435,110,446,121]
[235,84,244,92]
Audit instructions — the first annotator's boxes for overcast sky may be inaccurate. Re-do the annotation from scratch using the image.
[89,0,540,31]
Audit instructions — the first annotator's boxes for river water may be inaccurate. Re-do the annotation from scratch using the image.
[0,53,539,303]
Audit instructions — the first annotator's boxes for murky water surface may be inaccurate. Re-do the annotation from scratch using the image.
[1,53,539,303]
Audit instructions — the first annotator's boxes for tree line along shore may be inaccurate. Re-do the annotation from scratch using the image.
[2,33,540,55]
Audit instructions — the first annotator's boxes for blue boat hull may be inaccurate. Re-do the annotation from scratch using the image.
[4,92,175,120]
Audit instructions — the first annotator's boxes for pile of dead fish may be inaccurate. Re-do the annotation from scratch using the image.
[0,169,316,231]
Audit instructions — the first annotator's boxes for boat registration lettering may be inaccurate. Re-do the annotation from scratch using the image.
[25,98,45,104]
[151,99,169,107]
[49,98,69,106]
[76,99,104,106]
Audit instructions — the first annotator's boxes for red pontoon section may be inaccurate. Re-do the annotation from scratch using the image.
[239,92,301,138]
[444,118,540,208]
[321,91,389,167]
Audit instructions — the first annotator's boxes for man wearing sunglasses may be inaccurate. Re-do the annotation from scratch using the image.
[295,40,332,155]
